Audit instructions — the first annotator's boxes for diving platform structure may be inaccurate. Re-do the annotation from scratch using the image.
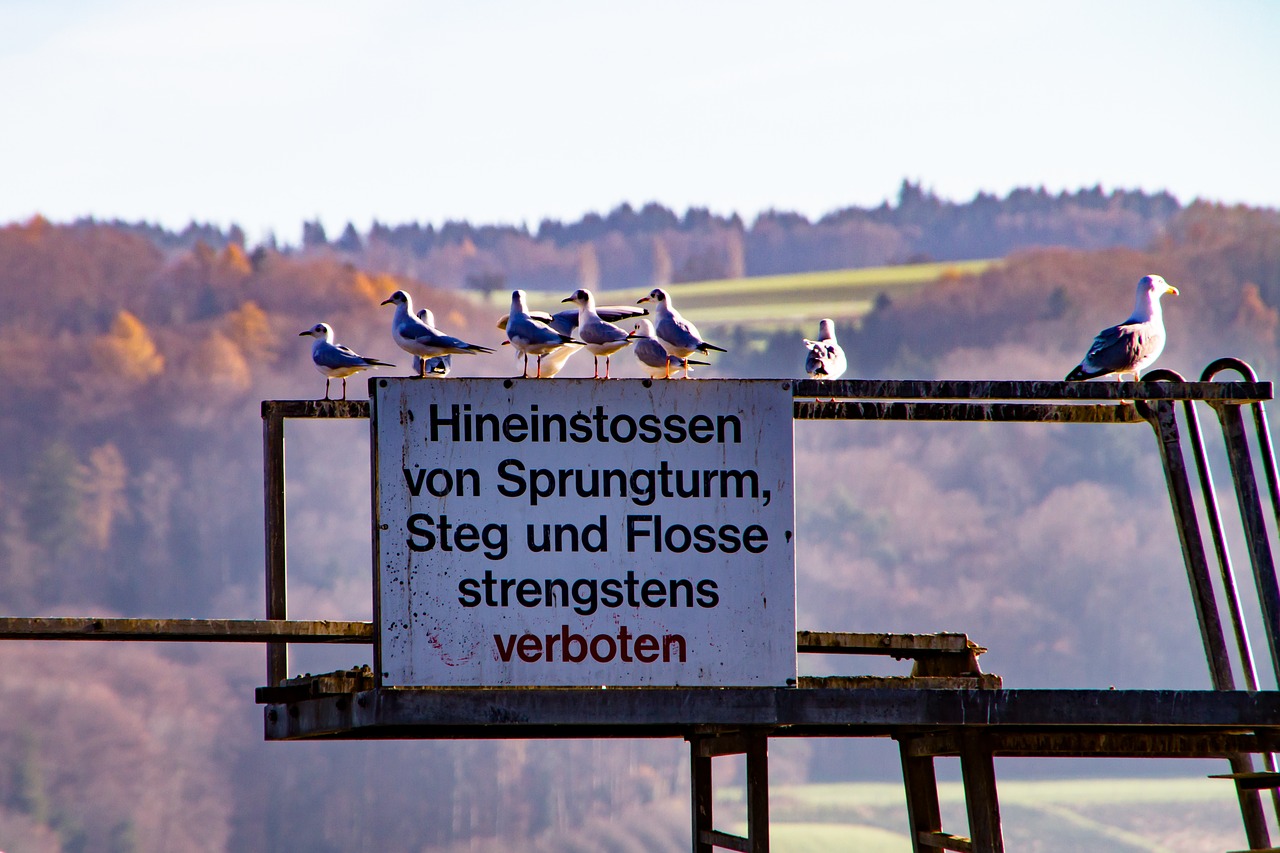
[5,362,1280,852]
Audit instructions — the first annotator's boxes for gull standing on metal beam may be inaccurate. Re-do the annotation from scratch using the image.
[299,322,395,400]
[637,287,726,378]
[505,289,579,378]
[629,319,708,379]
[1066,275,1179,382]
[414,309,452,377]
[562,288,632,378]
[496,303,646,378]
[381,290,494,377]
[804,318,847,380]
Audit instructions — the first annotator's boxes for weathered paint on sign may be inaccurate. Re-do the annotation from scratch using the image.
[372,378,796,687]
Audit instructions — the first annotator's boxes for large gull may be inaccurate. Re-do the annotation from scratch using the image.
[636,287,726,378]
[381,290,494,376]
[299,322,394,400]
[629,318,708,379]
[504,289,580,378]
[1066,275,1178,382]
[562,288,632,378]
[803,318,847,380]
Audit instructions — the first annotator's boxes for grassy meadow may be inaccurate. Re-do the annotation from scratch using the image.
[716,776,1254,852]
[515,258,997,331]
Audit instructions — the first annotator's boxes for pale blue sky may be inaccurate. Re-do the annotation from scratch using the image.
[2,0,1277,243]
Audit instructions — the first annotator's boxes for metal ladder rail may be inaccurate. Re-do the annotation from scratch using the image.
[1139,370,1273,848]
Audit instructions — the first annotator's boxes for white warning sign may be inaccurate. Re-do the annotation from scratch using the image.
[372,378,796,687]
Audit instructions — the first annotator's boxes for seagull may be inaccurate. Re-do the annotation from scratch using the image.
[637,287,726,377]
[504,289,580,378]
[380,290,494,376]
[804,318,847,380]
[629,319,708,379]
[561,289,632,378]
[414,309,451,377]
[494,304,645,378]
[1066,275,1179,382]
[299,322,395,400]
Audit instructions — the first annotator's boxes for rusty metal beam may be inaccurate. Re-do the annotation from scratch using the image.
[791,378,1271,402]
[909,731,1280,758]
[0,617,373,643]
[262,687,1280,740]
[797,631,979,656]
[261,399,370,419]
[794,400,1144,423]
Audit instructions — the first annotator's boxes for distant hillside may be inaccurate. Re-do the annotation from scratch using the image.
[90,181,1182,294]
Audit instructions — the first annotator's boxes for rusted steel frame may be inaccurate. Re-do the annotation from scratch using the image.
[1212,401,1280,683]
[1137,394,1237,690]
[958,730,1003,853]
[262,400,373,688]
[1139,381,1273,848]
[688,731,770,853]
[264,688,1280,740]
[690,742,714,853]
[791,378,1271,402]
[1195,361,1280,686]
[1204,398,1280,827]
[0,617,373,643]
[796,631,975,655]
[909,731,1279,758]
[261,399,371,419]
[1173,392,1263,692]
[263,405,287,687]
[1201,359,1280,819]
[745,732,770,853]
[897,736,945,853]
[1202,359,1280,528]
[794,401,1144,423]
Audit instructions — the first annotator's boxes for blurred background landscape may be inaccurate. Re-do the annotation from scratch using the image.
[3,1,1279,850]
[2,188,1279,852]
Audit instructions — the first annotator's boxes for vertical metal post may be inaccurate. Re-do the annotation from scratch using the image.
[898,737,944,853]
[959,731,1003,853]
[690,738,713,853]
[1213,402,1280,685]
[263,404,287,688]
[746,732,770,853]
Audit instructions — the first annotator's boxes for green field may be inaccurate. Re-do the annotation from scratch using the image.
[517,258,996,331]
[715,776,1250,852]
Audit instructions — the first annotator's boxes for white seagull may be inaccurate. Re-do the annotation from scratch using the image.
[495,304,645,378]
[299,322,394,400]
[629,319,708,379]
[803,318,848,380]
[637,287,726,377]
[1066,275,1179,382]
[381,290,494,376]
[414,309,451,377]
[562,288,632,378]
[504,289,580,378]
